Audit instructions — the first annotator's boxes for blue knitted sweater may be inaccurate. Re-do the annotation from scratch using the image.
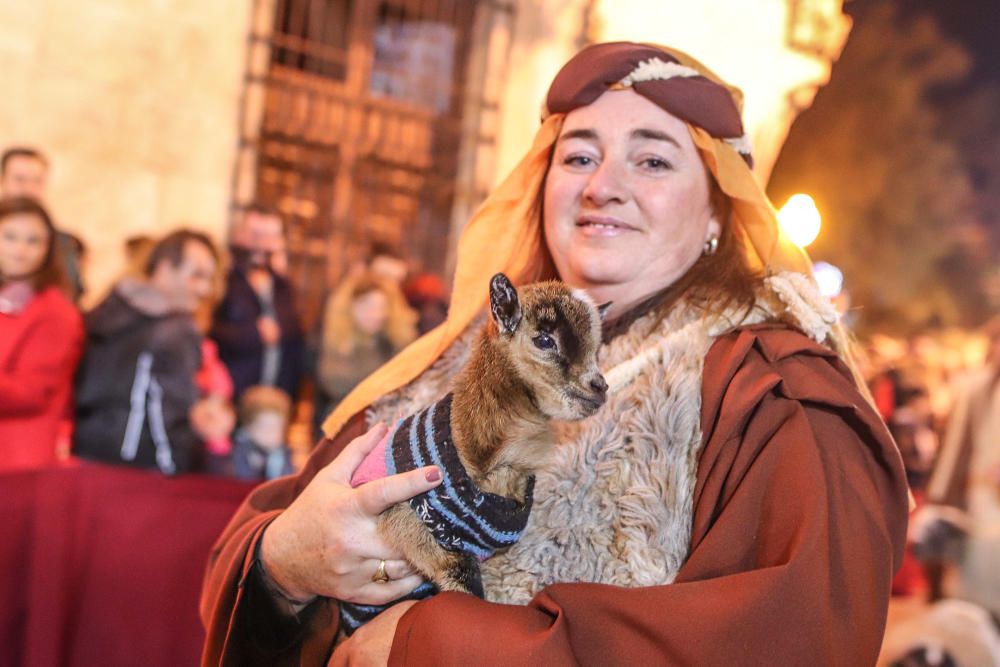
[339,394,535,634]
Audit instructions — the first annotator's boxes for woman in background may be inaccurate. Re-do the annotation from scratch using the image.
[313,272,416,438]
[0,196,83,471]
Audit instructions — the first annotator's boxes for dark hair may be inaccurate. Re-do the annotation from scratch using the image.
[63,231,86,259]
[368,239,405,263]
[144,229,219,276]
[1,147,48,175]
[0,196,68,293]
[244,202,280,218]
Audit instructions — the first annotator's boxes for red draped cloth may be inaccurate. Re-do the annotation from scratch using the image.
[0,463,254,667]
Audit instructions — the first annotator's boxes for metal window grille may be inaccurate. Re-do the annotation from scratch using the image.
[231,0,515,330]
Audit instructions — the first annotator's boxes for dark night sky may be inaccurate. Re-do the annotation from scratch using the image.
[848,0,1000,89]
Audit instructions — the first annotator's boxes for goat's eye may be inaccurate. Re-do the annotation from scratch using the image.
[532,333,556,351]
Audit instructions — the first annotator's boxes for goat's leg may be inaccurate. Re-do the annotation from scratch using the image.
[377,505,480,596]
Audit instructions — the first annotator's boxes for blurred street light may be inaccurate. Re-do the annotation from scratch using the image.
[778,193,822,248]
[813,261,843,298]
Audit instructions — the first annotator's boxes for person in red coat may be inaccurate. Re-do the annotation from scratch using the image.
[0,196,83,471]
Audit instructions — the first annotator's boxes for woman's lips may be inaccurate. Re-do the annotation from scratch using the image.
[575,215,635,237]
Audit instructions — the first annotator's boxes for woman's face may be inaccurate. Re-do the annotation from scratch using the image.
[351,289,389,335]
[0,213,50,280]
[544,89,719,318]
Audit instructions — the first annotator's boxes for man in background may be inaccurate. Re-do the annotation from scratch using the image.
[211,205,304,401]
[74,230,219,475]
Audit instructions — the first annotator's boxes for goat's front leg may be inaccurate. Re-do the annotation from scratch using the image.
[377,504,483,597]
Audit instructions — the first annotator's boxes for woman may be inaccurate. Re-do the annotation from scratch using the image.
[0,196,84,471]
[201,43,908,665]
[313,271,417,438]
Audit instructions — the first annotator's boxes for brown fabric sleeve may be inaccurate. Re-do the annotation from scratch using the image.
[199,413,369,666]
[388,327,909,667]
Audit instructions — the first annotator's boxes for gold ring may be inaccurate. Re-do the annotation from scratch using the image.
[372,559,390,584]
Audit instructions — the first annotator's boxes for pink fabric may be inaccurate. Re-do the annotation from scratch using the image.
[350,431,390,487]
[196,339,234,455]
[195,339,234,399]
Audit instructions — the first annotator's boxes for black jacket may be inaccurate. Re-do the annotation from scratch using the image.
[73,280,203,474]
[209,266,304,400]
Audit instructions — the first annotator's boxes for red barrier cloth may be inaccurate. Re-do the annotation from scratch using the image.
[0,463,254,667]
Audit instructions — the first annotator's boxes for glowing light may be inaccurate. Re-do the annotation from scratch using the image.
[812,261,843,298]
[778,194,822,248]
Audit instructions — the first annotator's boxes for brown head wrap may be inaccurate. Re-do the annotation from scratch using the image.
[322,42,814,438]
[545,42,748,162]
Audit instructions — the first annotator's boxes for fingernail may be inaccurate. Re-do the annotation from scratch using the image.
[425,467,441,483]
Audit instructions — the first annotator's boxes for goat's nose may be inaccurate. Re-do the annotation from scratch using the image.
[590,375,608,396]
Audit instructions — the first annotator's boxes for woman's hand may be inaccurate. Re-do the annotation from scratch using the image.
[260,423,442,604]
[328,600,418,667]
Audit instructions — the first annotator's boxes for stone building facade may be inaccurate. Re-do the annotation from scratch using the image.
[0,0,849,313]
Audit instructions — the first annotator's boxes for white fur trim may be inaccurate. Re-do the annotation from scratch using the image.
[764,272,838,343]
[617,57,701,87]
[724,134,753,156]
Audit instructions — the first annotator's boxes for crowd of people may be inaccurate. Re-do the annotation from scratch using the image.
[0,145,449,483]
[864,324,1000,663]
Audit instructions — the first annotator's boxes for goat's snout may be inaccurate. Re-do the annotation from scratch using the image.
[589,374,608,398]
[579,372,608,414]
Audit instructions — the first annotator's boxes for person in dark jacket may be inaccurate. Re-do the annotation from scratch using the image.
[210,206,304,401]
[73,229,219,475]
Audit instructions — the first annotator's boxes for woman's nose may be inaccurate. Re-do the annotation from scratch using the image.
[582,161,627,206]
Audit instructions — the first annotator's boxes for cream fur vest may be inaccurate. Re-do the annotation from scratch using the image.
[367,273,836,604]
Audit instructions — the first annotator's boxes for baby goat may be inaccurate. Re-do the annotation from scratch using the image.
[341,273,608,633]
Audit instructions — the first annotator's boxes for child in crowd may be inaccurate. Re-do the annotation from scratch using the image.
[231,385,294,481]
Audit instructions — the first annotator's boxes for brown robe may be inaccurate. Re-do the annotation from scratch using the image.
[200,325,908,666]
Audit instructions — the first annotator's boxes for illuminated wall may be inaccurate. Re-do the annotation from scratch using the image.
[495,0,850,183]
[0,1,249,304]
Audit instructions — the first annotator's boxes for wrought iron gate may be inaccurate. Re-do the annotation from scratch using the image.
[231,0,515,328]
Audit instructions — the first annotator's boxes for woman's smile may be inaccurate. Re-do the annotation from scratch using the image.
[574,213,637,237]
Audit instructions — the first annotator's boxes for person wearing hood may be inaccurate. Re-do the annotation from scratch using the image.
[201,43,909,665]
[0,196,83,471]
[73,229,219,475]
[210,205,305,402]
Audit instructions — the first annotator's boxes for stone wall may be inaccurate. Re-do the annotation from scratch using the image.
[0,1,250,304]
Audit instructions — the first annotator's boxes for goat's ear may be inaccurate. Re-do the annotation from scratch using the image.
[489,273,521,335]
[597,301,613,321]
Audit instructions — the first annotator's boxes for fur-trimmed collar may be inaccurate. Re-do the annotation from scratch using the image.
[368,272,836,603]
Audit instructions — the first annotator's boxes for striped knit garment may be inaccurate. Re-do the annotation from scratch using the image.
[339,393,536,634]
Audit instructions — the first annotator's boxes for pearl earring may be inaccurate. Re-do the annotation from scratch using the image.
[703,235,719,256]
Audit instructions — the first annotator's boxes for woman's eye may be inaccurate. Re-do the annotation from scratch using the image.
[532,333,556,350]
[563,155,595,168]
[641,157,672,171]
